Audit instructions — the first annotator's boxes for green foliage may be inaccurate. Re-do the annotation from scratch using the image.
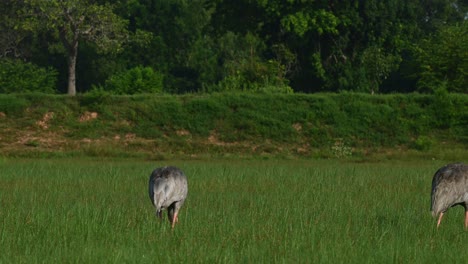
[0,1,30,59]
[281,9,339,36]
[413,22,468,93]
[0,94,28,115]
[97,66,164,95]
[80,88,112,108]
[20,0,129,95]
[0,91,467,158]
[119,0,213,94]
[23,0,129,53]
[206,32,292,93]
[2,0,468,94]
[360,46,401,94]
[431,87,455,129]
[411,136,433,151]
[187,36,220,88]
[0,59,57,93]
[184,98,228,136]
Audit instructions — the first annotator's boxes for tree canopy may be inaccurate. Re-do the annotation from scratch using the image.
[12,0,128,95]
[0,0,466,94]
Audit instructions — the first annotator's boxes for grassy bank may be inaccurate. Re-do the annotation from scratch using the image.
[1,158,467,263]
[0,92,466,160]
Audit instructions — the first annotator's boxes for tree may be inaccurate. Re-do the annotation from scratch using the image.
[0,1,26,58]
[360,46,401,94]
[23,0,128,95]
[413,22,467,93]
[117,0,214,93]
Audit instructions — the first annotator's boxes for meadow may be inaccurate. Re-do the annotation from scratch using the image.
[0,158,467,263]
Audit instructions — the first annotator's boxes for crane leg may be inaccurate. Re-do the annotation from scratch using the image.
[157,210,163,220]
[437,212,444,228]
[171,212,179,229]
[465,210,468,229]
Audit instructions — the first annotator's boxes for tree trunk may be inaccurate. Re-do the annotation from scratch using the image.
[67,46,77,96]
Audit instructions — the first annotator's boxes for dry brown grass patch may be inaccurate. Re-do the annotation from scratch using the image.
[79,111,98,122]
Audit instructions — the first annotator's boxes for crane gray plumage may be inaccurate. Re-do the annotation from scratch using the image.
[430,163,468,229]
[149,166,188,228]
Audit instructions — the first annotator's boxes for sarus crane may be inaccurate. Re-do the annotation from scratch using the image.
[149,166,188,228]
[430,163,468,229]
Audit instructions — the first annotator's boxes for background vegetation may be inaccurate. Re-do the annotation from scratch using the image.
[0,92,466,160]
[0,0,466,95]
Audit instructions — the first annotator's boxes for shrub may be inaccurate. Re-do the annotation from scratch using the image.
[0,59,57,93]
[98,66,164,94]
[411,136,433,151]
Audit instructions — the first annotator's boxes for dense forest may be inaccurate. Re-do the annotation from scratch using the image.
[0,0,467,95]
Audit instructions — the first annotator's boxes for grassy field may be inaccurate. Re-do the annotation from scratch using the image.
[0,158,467,263]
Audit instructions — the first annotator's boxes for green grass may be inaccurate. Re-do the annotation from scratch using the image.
[1,93,467,159]
[1,158,467,263]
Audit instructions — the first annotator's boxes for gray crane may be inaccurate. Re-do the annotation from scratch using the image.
[430,163,468,229]
[148,166,188,228]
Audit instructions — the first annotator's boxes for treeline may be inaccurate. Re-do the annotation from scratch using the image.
[0,0,467,95]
